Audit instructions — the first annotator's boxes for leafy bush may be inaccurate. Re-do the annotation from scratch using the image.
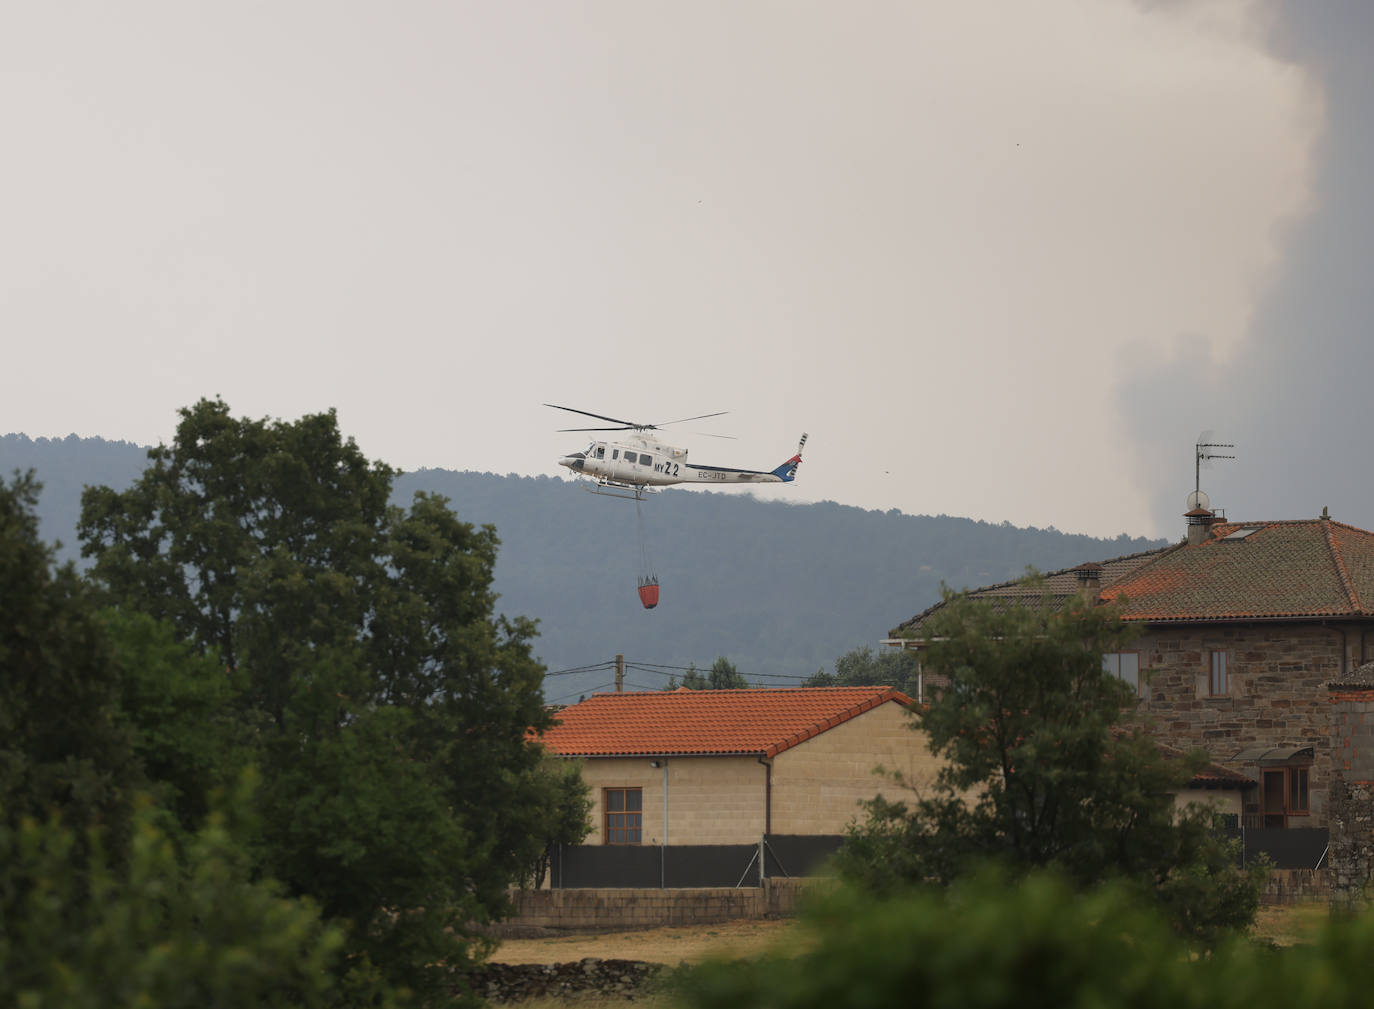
[676,872,1374,1009]
[0,794,377,1009]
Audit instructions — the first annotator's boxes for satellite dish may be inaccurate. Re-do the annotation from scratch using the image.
[1187,490,1211,511]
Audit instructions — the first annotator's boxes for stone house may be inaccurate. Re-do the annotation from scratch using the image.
[539,686,929,846]
[888,508,1374,830]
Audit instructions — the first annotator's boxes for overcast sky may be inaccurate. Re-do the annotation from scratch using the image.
[3,1,1360,540]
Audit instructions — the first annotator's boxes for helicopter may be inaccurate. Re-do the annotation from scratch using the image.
[547,403,807,500]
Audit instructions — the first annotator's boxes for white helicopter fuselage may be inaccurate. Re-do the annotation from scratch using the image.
[560,432,805,493]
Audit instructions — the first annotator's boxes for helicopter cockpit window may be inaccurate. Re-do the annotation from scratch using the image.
[593,446,605,459]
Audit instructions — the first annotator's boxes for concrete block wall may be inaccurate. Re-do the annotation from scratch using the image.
[571,701,936,845]
[771,702,936,835]
[502,878,818,934]
[1263,868,1329,905]
[578,755,765,845]
[1172,787,1242,819]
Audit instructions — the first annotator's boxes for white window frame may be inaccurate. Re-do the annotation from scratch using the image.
[1101,651,1140,694]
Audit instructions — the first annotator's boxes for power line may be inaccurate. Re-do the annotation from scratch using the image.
[622,661,811,683]
[545,681,615,704]
[544,660,617,678]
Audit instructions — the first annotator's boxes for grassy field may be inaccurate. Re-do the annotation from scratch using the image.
[1250,901,1330,946]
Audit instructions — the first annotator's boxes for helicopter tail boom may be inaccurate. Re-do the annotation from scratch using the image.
[770,432,807,482]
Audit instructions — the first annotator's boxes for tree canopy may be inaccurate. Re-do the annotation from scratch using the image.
[672,656,750,689]
[835,587,1262,943]
[803,644,921,695]
[77,398,586,998]
[0,471,139,846]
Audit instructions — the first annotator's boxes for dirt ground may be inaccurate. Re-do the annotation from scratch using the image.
[491,918,803,965]
[491,903,1320,967]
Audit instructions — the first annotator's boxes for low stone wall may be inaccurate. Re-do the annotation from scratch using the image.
[1262,868,1329,904]
[497,878,817,936]
[1328,778,1374,910]
[470,959,663,1003]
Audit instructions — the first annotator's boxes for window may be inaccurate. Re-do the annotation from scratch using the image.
[612,449,620,460]
[603,787,642,844]
[1101,652,1139,692]
[1209,651,1228,696]
[1289,767,1309,814]
[594,446,605,459]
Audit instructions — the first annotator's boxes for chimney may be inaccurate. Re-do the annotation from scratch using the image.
[1185,507,1215,546]
[1073,562,1103,599]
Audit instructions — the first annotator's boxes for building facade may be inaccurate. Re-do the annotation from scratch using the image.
[889,510,1374,829]
[539,686,932,846]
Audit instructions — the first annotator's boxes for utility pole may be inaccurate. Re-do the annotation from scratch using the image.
[615,653,624,693]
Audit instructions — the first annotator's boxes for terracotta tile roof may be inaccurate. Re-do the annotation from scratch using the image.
[1154,741,1255,790]
[539,687,913,759]
[893,518,1374,635]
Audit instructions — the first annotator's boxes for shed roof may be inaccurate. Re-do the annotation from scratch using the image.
[540,686,913,758]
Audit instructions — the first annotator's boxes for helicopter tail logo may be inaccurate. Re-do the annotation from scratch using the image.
[771,433,807,482]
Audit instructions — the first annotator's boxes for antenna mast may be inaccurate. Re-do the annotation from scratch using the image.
[1195,433,1235,500]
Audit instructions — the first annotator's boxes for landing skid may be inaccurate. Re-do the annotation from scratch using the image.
[579,478,655,501]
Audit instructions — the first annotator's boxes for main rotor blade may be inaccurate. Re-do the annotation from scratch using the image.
[545,403,638,427]
[558,425,634,432]
[655,411,729,427]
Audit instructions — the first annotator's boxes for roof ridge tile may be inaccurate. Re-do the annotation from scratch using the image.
[1323,520,1365,613]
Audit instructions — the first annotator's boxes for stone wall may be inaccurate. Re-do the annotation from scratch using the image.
[498,878,817,935]
[1133,622,1350,825]
[470,959,664,1003]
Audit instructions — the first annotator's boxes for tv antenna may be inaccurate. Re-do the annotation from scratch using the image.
[1192,431,1235,509]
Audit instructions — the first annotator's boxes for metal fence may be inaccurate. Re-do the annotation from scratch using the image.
[548,827,1330,887]
[1219,826,1329,869]
[550,834,845,889]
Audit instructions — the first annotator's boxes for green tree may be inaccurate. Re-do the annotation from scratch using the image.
[0,471,139,846]
[78,399,571,998]
[835,587,1261,944]
[677,657,750,690]
[103,608,250,837]
[803,645,920,694]
[516,755,593,888]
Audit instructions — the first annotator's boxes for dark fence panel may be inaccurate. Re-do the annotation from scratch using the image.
[551,844,662,888]
[764,834,844,877]
[1219,827,1328,869]
[664,845,760,888]
[552,843,758,888]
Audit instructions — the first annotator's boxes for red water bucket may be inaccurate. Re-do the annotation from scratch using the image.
[637,577,659,609]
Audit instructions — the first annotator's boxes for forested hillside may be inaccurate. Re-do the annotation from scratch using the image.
[2,433,1168,700]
